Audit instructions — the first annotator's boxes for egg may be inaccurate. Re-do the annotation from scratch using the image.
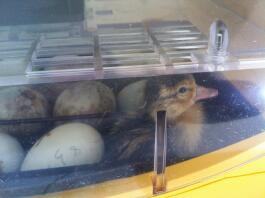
[0,87,49,136]
[117,80,147,113]
[54,81,116,117]
[0,133,24,173]
[21,123,104,171]
[30,82,74,106]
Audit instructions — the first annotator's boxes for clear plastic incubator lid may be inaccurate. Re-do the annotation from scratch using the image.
[1,1,265,197]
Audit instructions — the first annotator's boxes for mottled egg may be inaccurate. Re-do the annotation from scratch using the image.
[21,123,104,171]
[0,87,49,136]
[0,133,24,173]
[30,82,75,106]
[54,81,116,117]
[117,80,147,113]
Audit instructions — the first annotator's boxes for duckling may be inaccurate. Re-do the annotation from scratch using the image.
[105,74,218,163]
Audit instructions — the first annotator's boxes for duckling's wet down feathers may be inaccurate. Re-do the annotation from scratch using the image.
[105,74,218,163]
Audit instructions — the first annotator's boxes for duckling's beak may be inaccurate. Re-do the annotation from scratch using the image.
[195,85,218,101]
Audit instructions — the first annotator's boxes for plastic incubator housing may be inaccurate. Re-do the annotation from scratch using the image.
[1,1,265,198]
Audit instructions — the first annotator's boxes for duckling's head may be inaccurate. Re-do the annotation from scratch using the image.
[145,74,218,121]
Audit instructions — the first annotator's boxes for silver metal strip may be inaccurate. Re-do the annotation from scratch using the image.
[102,59,161,67]
[153,110,167,195]
[101,43,154,50]
[157,35,205,43]
[151,26,199,34]
[101,48,155,55]
[36,47,93,58]
[102,52,158,59]
[164,44,207,51]
[39,37,93,48]
[100,39,150,45]
[160,39,208,46]
[99,31,146,37]
[32,58,94,68]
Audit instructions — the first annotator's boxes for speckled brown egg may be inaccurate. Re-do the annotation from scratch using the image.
[0,87,50,136]
[54,81,116,117]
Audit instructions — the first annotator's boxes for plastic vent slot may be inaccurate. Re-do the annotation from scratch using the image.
[29,35,95,75]
[0,40,34,76]
[148,21,208,66]
[98,23,161,68]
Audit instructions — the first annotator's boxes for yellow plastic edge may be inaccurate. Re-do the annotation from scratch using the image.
[34,130,265,198]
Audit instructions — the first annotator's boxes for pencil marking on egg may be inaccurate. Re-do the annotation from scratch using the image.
[70,146,82,157]
[54,149,66,166]
[21,123,104,171]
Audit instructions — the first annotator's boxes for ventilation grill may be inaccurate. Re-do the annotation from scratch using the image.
[27,21,207,77]
[31,36,94,72]
[148,21,208,65]
[98,23,161,68]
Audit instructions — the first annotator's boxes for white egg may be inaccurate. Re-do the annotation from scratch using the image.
[54,81,116,116]
[21,123,104,171]
[0,87,49,135]
[0,133,24,173]
[118,80,147,113]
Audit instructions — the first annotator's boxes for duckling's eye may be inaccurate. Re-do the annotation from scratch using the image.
[178,87,188,94]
